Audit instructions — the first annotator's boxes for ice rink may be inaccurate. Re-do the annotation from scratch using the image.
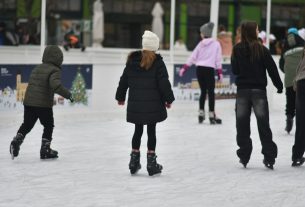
[1,94,305,207]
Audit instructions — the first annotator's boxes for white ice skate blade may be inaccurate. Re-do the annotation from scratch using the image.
[10,145,14,160]
[40,157,58,161]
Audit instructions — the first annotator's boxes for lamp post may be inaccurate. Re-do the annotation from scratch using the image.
[40,0,46,57]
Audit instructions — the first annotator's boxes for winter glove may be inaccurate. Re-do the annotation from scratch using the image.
[179,64,190,77]
[217,69,223,82]
[118,101,125,105]
[69,95,74,103]
[165,102,171,109]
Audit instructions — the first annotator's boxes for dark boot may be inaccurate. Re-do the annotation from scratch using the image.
[40,138,58,159]
[263,159,274,170]
[198,110,205,123]
[239,159,248,168]
[129,151,141,174]
[292,157,305,167]
[147,153,163,176]
[285,115,294,134]
[209,112,222,124]
[10,133,24,160]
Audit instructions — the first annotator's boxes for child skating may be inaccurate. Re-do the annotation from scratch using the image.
[179,22,223,124]
[10,45,73,160]
[116,30,175,176]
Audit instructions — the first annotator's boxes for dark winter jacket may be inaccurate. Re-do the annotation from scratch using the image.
[231,43,283,92]
[115,51,175,124]
[279,33,305,88]
[23,45,71,108]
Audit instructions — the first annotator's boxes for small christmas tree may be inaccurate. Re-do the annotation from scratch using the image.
[70,69,88,105]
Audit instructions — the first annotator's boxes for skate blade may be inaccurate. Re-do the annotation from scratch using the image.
[130,164,141,175]
[148,172,162,177]
[40,155,59,160]
[10,145,15,160]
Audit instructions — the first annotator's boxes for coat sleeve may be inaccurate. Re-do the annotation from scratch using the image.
[263,47,284,91]
[115,66,129,101]
[186,43,201,66]
[231,48,239,75]
[49,69,71,99]
[156,61,175,104]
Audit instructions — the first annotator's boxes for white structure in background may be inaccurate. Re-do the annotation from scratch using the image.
[92,0,104,48]
[151,2,164,47]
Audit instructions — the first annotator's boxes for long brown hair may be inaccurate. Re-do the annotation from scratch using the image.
[140,50,156,70]
[240,21,264,62]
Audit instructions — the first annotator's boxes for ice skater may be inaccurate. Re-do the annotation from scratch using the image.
[231,21,283,169]
[279,27,305,134]
[10,45,73,160]
[179,22,223,124]
[291,45,305,167]
[115,30,175,176]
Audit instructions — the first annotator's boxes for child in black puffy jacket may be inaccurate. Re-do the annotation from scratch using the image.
[116,30,175,176]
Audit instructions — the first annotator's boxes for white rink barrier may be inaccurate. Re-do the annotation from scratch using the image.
[0,46,282,111]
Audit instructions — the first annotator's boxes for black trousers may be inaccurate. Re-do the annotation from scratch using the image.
[18,105,54,141]
[235,89,277,164]
[132,123,156,151]
[292,80,305,160]
[196,66,215,112]
[285,86,296,117]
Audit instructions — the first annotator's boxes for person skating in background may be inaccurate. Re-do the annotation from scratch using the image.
[231,21,283,170]
[10,45,74,160]
[179,22,223,124]
[279,27,305,134]
[116,31,175,176]
[291,45,305,167]
[63,24,86,52]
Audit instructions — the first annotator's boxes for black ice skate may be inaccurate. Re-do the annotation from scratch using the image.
[198,110,205,123]
[292,157,305,167]
[40,139,58,159]
[10,133,24,160]
[147,153,163,176]
[239,159,248,168]
[263,159,274,170]
[285,115,293,134]
[209,112,222,125]
[129,151,141,175]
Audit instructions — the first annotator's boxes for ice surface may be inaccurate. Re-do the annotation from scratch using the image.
[1,93,305,207]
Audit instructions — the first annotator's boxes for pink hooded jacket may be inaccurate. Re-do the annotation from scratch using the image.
[186,38,222,70]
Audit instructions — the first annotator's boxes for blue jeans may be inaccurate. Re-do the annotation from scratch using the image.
[235,89,277,164]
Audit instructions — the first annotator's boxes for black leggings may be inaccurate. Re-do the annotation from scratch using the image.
[196,66,215,112]
[132,123,156,151]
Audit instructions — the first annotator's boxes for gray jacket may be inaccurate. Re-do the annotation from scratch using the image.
[295,51,305,82]
[23,45,71,108]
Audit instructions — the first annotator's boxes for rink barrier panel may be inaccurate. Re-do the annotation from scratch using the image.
[0,46,282,111]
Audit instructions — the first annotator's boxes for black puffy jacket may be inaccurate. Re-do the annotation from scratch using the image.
[115,51,175,124]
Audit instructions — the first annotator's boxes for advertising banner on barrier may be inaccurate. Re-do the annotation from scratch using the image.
[0,64,92,110]
[172,63,237,101]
